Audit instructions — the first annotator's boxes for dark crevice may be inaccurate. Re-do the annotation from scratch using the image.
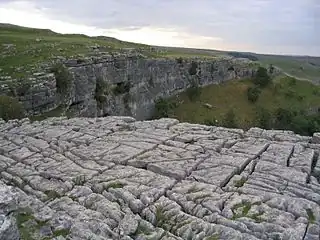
[302,223,309,240]
[286,146,295,167]
[221,144,270,188]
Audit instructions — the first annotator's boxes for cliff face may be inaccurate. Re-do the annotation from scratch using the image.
[1,54,257,120]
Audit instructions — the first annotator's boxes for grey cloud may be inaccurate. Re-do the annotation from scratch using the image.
[1,0,319,55]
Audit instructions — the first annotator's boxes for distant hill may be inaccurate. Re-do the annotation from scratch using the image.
[0,23,319,84]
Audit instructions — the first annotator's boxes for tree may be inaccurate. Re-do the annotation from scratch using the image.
[247,87,261,103]
[274,108,294,129]
[253,67,271,87]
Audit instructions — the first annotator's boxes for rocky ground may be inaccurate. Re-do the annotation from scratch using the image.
[0,116,320,240]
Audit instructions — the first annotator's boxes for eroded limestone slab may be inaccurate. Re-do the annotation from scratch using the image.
[0,117,319,239]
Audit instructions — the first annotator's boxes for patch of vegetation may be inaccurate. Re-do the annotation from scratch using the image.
[223,109,237,128]
[253,67,271,87]
[186,79,201,101]
[72,175,86,186]
[106,181,126,190]
[234,177,246,188]
[95,77,110,108]
[176,57,183,64]
[188,61,198,75]
[50,63,72,95]
[154,205,169,229]
[306,208,316,224]
[112,82,131,95]
[53,229,70,238]
[44,189,61,200]
[247,86,261,103]
[0,95,25,121]
[123,93,131,110]
[29,105,66,122]
[231,201,264,222]
[254,107,272,129]
[16,211,36,240]
[153,98,178,119]
[204,235,220,240]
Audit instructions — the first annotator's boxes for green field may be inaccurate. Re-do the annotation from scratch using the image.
[164,76,320,132]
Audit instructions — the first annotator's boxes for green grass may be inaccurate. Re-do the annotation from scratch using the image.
[167,76,320,129]
[106,181,126,190]
[0,24,148,78]
[257,55,320,83]
[0,24,222,79]
[306,208,316,224]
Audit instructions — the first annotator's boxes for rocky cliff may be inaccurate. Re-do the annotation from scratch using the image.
[0,116,320,239]
[0,54,257,120]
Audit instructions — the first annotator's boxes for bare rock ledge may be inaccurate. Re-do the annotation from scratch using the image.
[0,116,320,240]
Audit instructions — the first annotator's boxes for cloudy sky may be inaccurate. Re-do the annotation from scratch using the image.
[0,0,319,56]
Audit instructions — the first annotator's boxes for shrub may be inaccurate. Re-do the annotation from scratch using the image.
[284,89,296,99]
[95,77,110,108]
[274,108,294,128]
[186,78,201,101]
[153,98,177,119]
[112,82,131,95]
[0,95,25,121]
[247,87,261,103]
[186,85,201,101]
[253,67,271,87]
[50,63,72,94]
[288,77,297,86]
[223,109,237,128]
[254,107,271,129]
[268,64,274,74]
[176,57,183,64]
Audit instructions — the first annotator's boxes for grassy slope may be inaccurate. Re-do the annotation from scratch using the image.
[169,76,320,129]
[0,24,150,77]
[0,24,221,78]
[256,54,320,83]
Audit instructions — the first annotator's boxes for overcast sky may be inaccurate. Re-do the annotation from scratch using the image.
[0,0,319,56]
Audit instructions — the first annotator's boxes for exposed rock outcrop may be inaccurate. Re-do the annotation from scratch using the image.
[0,54,257,120]
[0,116,319,239]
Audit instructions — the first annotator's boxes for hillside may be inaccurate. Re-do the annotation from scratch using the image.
[158,75,320,136]
[1,23,319,83]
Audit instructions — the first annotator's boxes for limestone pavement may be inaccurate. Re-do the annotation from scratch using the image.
[0,116,320,240]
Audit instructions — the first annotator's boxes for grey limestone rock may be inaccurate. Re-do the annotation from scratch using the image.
[0,117,319,239]
[3,54,257,120]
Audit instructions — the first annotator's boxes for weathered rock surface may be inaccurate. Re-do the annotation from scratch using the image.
[0,54,257,119]
[0,117,319,240]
